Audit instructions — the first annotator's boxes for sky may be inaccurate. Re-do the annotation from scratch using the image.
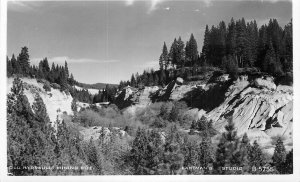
[7,0,292,84]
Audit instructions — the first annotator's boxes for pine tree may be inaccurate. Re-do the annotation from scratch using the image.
[248,140,264,174]
[217,21,227,66]
[130,74,136,87]
[237,133,251,173]
[202,25,210,65]
[148,72,154,86]
[169,38,177,68]
[65,60,69,79]
[177,37,185,68]
[284,149,293,174]
[7,77,57,175]
[69,73,75,86]
[236,18,247,67]
[59,69,68,91]
[145,129,164,174]
[281,19,293,73]
[128,127,149,174]
[85,138,103,174]
[181,137,199,174]
[162,125,184,174]
[159,42,169,70]
[32,94,51,132]
[185,33,199,65]
[272,137,286,174]
[7,56,13,77]
[214,117,239,174]
[257,25,268,68]
[198,131,213,174]
[227,18,237,56]
[17,46,30,75]
[135,72,141,87]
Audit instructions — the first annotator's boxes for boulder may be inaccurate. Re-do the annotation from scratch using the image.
[254,77,276,90]
[176,77,184,85]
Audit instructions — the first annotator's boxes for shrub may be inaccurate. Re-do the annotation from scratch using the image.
[51,83,61,89]
[43,82,51,92]
[150,117,168,128]
[77,110,103,127]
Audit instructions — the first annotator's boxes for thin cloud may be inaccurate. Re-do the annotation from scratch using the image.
[8,1,42,12]
[30,56,120,65]
[149,0,165,12]
[125,0,166,13]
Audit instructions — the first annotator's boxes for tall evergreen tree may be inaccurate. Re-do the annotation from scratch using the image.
[248,140,264,174]
[7,56,13,77]
[237,133,251,173]
[128,127,149,174]
[162,125,184,174]
[236,18,247,67]
[169,38,177,68]
[17,46,30,75]
[202,25,210,65]
[130,74,136,87]
[65,60,69,79]
[159,42,169,70]
[10,54,21,74]
[272,137,286,174]
[176,37,185,68]
[226,18,237,56]
[198,130,213,174]
[214,117,239,174]
[185,33,198,65]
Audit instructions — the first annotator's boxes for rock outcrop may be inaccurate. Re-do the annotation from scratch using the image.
[113,74,293,150]
[205,77,292,150]
[114,85,159,109]
[7,78,73,125]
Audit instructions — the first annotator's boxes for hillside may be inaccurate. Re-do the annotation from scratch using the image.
[115,71,293,153]
[7,77,73,124]
[74,85,100,95]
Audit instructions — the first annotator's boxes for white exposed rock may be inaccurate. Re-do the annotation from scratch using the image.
[124,86,134,100]
[216,74,230,82]
[176,77,184,85]
[169,84,193,100]
[254,77,276,90]
[7,78,73,125]
[206,78,292,142]
[277,85,293,93]
[139,86,159,105]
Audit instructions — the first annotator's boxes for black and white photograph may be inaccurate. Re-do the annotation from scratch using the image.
[1,0,298,180]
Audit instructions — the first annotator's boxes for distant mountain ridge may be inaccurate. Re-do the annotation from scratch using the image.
[77,82,118,90]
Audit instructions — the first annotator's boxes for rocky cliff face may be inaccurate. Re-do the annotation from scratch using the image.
[114,85,159,109]
[206,77,292,148]
[7,78,73,125]
[115,74,293,151]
